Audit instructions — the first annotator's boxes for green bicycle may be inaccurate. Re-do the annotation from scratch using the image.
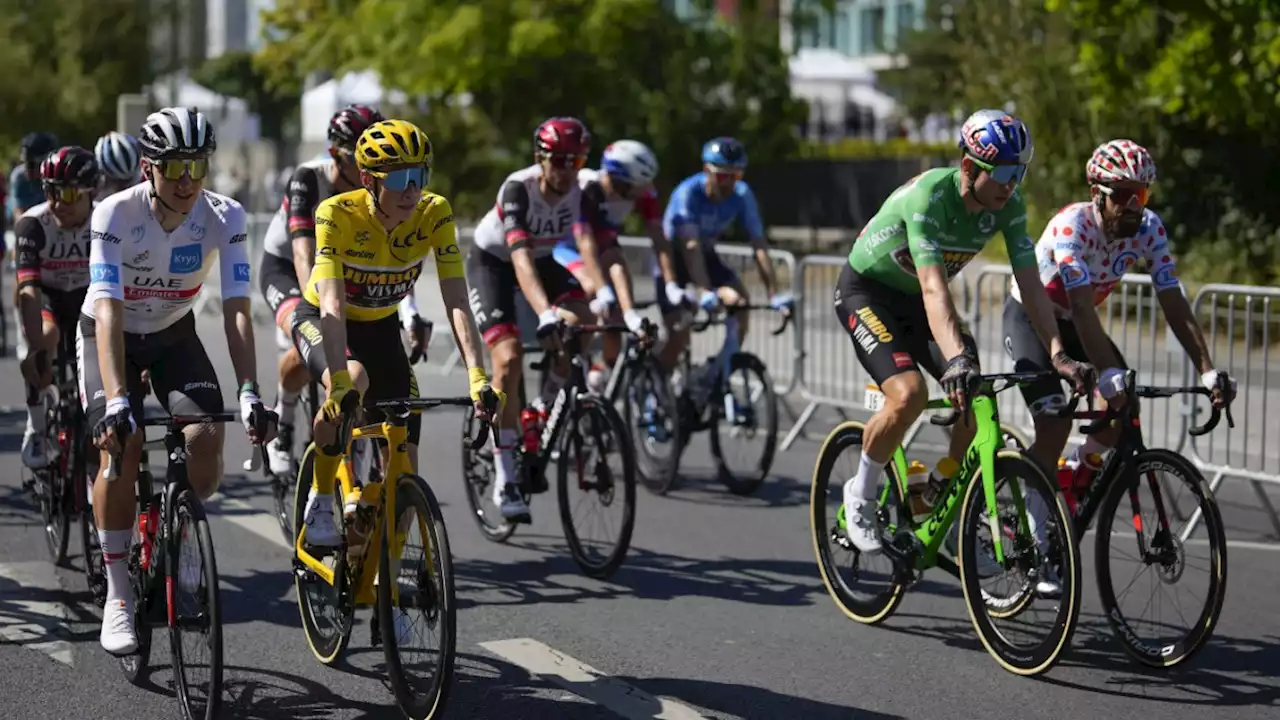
[811,371,1081,676]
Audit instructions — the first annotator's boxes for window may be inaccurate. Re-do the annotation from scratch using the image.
[897,2,916,33]
[859,5,886,54]
[795,0,853,55]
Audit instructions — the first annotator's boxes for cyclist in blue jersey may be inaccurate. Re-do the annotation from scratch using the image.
[9,133,59,224]
[655,137,793,371]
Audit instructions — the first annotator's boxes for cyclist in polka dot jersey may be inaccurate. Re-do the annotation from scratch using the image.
[1005,139,1236,489]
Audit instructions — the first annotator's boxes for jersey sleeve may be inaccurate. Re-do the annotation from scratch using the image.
[87,204,126,303]
[999,193,1037,271]
[735,182,766,240]
[1142,213,1180,291]
[498,181,534,251]
[635,187,661,223]
[217,202,252,300]
[309,199,347,285]
[286,166,322,239]
[576,183,611,241]
[662,181,698,241]
[13,216,45,289]
[901,182,947,269]
[6,168,23,217]
[1047,208,1092,290]
[426,198,464,280]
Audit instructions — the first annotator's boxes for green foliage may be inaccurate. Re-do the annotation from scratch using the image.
[257,0,805,220]
[192,51,301,143]
[799,138,952,160]
[0,0,155,156]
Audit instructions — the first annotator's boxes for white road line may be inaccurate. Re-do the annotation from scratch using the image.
[480,638,707,720]
[1186,538,1280,553]
[205,493,290,550]
[0,561,74,667]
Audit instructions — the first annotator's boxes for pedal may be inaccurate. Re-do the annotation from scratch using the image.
[504,511,532,525]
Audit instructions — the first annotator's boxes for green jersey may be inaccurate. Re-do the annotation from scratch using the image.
[847,167,1036,293]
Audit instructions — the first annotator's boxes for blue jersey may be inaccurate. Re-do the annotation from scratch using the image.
[661,172,764,249]
[7,165,44,219]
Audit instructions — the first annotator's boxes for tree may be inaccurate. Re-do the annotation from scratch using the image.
[192,51,301,145]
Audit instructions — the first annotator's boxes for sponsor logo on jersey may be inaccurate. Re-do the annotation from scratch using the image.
[316,216,337,228]
[977,213,996,234]
[859,222,905,251]
[1111,250,1139,276]
[892,352,913,368]
[188,223,207,240]
[343,264,422,307]
[435,243,460,257]
[355,230,370,244]
[1061,264,1088,288]
[1152,264,1178,289]
[233,263,251,282]
[390,228,428,263]
[848,306,892,354]
[131,225,145,241]
[170,245,203,273]
[431,214,454,233]
[230,233,247,244]
[89,263,119,284]
[48,242,87,260]
[891,246,976,277]
[92,230,122,245]
[345,248,375,259]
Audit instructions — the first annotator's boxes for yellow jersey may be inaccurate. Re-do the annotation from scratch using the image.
[305,188,464,322]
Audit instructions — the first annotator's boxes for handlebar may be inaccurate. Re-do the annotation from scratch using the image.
[691,304,792,336]
[372,389,498,450]
[1071,369,1234,437]
[928,370,1067,427]
[104,411,264,482]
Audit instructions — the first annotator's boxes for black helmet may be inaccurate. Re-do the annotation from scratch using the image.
[20,132,59,164]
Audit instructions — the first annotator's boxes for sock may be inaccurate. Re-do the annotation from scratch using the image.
[493,428,518,497]
[845,451,883,501]
[99,529,134,602]
[313,447,342,495]
[1068,436,1109,467]
[275,383,300,427]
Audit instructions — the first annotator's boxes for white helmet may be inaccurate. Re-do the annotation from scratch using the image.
[94,131,142,181]
[1087,139,1156,185]
[601,140,659,186]
[138,106,217,159]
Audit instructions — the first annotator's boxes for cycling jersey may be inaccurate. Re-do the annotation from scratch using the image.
[552,169,661,271]
[1010,201,1179,315]
[7,165,43,217]
[661,172,764,249]
[14,202,92,292]
[847,167,1036,294]
[303,188,461,322]
[262,158,336,259]
[83,184,251,334]
[472,165,601,261]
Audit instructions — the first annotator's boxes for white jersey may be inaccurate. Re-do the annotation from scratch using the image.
[84,184,252,334]
[1011,201,1180,317]
[472,164,586,261]
[13,202,94,292]
[262,158,336,258]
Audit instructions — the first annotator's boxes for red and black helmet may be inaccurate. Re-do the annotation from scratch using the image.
[534,117,591,157]
[40,146,100,189]
[328,104,386,150]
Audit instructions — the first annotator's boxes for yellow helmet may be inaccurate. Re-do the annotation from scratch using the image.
[355,119,433,170]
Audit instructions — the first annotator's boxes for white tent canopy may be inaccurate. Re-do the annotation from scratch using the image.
[148,73,260,144]
[301,71,409,143]
[788,48,900,140]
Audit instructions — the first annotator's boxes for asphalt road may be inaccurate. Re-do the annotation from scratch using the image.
[1,315,1278,719]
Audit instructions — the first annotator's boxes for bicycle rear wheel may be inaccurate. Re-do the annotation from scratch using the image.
[40,464,73,564]
[709,352,777,496]
[557,395,636,579]
[623,354,683,495]
[1095,449,1227,668]
[293,443,354,664]
[168,489,223,720]
[460,405,518,543]
[379,474,456,719]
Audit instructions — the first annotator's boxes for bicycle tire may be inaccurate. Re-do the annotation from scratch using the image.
[1094,449,1227,668]
[41,465,73,564]
[624,354,684,496]
[272,467,296,546]
[958,451,1081,676]
[459,406,518,543]
[810,421,907,624]
[557,395,636,579]
[293,443,354,664]
[117,538,154,685]
[168,490,223,720]
[708,352,777,496]
[379,474,457,720]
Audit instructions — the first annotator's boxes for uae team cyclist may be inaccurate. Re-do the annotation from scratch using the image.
[94,131,143,196]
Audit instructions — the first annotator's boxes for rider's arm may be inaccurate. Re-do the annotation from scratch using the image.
[664,183,713,291]
[87,212,128,403]
[309,201,351,376]
[572,183,612,298]
[429,207,485,371]
[218,210,258,387]
[397,294,420,329]
[1145,223,1214,373]
[8,167,30,224]
[286,168,323,288]
[1005,197,1072,361]
[1044,218,1116,367]
[739,183,778,297]
[13,216,45,347]
[500,182,554,315]
[638,189,677,285]
[905,198,967,360]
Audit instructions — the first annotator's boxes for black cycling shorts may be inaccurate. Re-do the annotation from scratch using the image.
[1002,295,1127,412]
[39,287,87,331]
[652,246,742,317]
[464,247,584,347]
[833,263,977,386]
[258,252,302,327]
[290,300,421,445]
[77,311,224,429]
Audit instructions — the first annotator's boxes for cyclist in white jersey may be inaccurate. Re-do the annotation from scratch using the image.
[80,107,276,656]
[466,116,606,520]
[1006,139,1236,483]
[93,131,142,197]
[16,147,99,469]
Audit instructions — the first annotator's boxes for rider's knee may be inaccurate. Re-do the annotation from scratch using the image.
[884,372,929,418]
[345,360,370,394]
[489,337,523,374]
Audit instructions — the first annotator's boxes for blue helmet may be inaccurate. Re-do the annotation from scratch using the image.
[958,110,1034,164]
[701,137,747,169]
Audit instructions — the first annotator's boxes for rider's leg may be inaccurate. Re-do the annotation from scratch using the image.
[538,259,591,405]
[600,248,636,368]
[21,312,61,468]
[488,334,527,516]
[712,254,750,342]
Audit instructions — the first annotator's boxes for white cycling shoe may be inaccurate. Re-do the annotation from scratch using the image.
[100,598,138,655]
[841,481,882,555]
[303,493,341,548]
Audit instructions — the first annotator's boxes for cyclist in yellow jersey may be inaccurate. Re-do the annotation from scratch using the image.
[290,119,500,548]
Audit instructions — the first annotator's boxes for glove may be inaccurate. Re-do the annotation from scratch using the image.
[320,370,354,424]
[93,396,136,450]
[589,285,617,316]
[939,353,980,412]
[1096,366,1127,399]
[699,290,721,312]
[769,293,795,312]
[536,307,561,339]
[623,308,646,334]
[238,381,262,433]
[1201,369,1237,404]
[468,365,505,406]
[682,286,698,305]
[664,281,686,307]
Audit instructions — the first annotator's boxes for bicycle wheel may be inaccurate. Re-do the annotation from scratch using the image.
[168,489,223,720]
[378,474,457,719]
[709,352,777,496]
[40,431,73,564]
[958,451,1080,676]
[460,405,518,543]
[293,443,354,664]
[1094,449,1227,668]
[557,395,636,579]
[623,354,684,496]
[117,536,154,685]
[810,421,907,624]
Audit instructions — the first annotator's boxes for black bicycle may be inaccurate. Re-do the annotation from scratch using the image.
[462,321,637,579]
[105,411,269,720]
[245,378,320,545]
[674,303,790,496]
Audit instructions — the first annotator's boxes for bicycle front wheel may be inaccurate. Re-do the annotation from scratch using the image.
[168,489,223,720]
[378,474,457,720]
[557,395,637,579]
[623,354,684,496]
[1095,449,1227,668]
[958,451,1081,676]
[293,444,354,665]
[709,352,777,496]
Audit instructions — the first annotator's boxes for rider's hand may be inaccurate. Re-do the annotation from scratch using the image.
[623,308,647,337]
[239,381,277,445]
[320,369,355,424]
[589,285,617,317]
[664,281,686,308]
[467,366,504,422]
[535,307,562,350]
[698,290,721,313]
[19,349,52,389]
[1201,369,1237,409]
[939,353,980,415]
[1052,352,1098,398]
[93,396,136,454]
[1096,366,1127,404]
[407,315,433,364]
[769,293,795,317]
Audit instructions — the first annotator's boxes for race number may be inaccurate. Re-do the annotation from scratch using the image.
[863,384,886,412]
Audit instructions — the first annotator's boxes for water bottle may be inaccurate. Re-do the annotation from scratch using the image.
[520,407,541,453]
[905,461,932,523]
[1056,458,1079,516]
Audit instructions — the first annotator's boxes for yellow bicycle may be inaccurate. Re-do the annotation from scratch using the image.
[292,393,492,719]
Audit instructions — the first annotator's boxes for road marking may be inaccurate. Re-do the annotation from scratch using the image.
[479,638,707,720]
[0,561,74,667]
[205,493,290,550]
[1186,538,1280,553]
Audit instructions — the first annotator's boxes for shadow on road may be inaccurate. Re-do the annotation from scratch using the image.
[662,471,810,508]
[619,673,906,720]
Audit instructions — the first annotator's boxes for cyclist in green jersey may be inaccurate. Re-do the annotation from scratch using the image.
[835,109,1095,554]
